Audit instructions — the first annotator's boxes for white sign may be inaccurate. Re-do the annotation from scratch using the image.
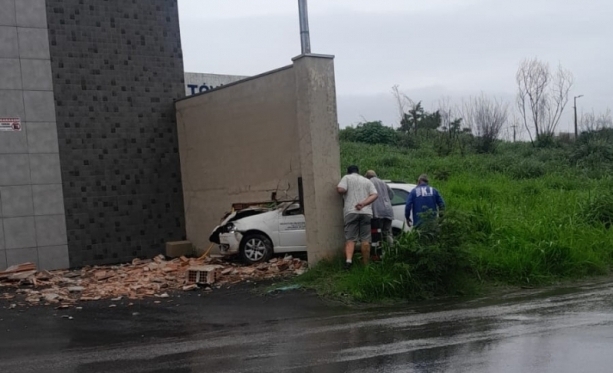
[0,117,21,131]
[184,72,248,96]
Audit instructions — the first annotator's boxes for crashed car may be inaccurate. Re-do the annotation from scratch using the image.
[209,182,416,264]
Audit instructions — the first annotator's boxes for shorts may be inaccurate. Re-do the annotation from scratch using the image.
[344,213,372,242]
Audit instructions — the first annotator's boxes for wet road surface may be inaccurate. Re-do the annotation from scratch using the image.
[1,280,613,372]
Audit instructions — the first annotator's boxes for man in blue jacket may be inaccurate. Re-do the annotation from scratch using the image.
[405,174,445,228]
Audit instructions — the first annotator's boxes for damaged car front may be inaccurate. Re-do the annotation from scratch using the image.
[209,206,271,256]
[209,201,303,264]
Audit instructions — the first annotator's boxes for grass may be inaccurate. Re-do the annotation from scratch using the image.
[294,140,613,303]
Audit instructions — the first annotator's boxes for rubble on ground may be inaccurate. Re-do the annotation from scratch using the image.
[0,254,307,308]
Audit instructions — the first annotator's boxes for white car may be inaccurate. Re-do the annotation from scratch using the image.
[209,182,416,264]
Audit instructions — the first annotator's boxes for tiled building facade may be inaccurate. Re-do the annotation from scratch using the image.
[0,0,186,270]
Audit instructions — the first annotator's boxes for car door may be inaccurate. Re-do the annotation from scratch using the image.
[278,203,307,251]
[391,188,411,223]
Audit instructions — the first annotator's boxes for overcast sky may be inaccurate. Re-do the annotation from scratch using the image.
[178,0,612,133]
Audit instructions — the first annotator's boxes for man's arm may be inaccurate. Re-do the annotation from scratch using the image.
[386,184,395,200]
[435,190,445,211]
[337,176,348,194]
[405,191,415,223]
[357,192,378,209]
[356,181,378,210]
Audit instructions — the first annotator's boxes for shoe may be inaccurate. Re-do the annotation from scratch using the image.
[343,262,353,271]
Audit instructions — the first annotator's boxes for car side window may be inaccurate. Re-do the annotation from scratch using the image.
[391,189,409,206]
[284,204,302,216]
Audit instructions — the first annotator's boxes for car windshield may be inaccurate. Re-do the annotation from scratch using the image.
[283,202,302,216]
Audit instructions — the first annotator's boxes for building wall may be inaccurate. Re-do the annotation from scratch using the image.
[176,66,302,251]
[45,0,186,267]
[0,0,68,270]
[293,56,345,264]
[176,56,344,264]
[184,72,247,96]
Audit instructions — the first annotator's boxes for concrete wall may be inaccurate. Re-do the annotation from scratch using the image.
[0,0,68,270]
[176,66,302,251]
[176,55,344,264]
[46,0,186,267]
[293,56,345,264]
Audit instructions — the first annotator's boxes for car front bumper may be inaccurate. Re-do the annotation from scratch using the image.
[218,231,243,255]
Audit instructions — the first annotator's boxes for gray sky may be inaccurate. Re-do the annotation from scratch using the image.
[178,0,612,133]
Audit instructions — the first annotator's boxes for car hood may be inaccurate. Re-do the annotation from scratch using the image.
[219,207,271,227]
[209,203,290,244]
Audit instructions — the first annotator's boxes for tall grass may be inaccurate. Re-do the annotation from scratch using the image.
[298,141,613,302]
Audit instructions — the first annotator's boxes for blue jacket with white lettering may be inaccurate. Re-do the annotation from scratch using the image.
[405,184,445,227]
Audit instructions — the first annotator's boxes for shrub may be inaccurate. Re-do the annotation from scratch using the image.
[380,154,403,167]
[486,155,516,173]
[509,159,546,179]
[581,193,613,228]
[338,126,358,142]
[339,121,399,146]
[383,211,472,297]
[296,209,475,302]
[570,141,613,169]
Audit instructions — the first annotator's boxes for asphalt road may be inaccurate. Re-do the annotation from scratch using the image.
[1,280,613,373]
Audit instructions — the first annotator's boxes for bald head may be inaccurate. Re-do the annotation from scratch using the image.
[365,170,377,179]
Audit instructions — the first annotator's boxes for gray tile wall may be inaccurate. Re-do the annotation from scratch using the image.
[46,0,186,267]
[0,0,68,270]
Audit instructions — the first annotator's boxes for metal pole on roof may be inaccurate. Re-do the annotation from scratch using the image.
[298,0,311,54]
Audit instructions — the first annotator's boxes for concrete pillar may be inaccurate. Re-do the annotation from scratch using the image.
[293,54,345,266]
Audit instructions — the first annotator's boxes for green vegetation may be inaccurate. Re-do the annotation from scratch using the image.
[296,125,613,303]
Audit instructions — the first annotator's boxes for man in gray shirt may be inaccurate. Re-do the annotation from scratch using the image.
[337,165,378,269]
[365,170,395,246]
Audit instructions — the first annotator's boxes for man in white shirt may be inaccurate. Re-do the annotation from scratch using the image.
[337,165,378,269]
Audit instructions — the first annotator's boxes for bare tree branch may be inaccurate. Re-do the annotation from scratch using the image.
[580,108,613,133]
[391,85,413,130]
[462,93,509,152]
[516,58,573,141]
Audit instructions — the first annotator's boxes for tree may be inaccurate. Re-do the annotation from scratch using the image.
[580,109,612,133]
[503,113,525,142]
[516,58,574,143]
[339,121,398,145]
[463,94,509,153]
[391,85,427,134]
[421,110,442,130]
[391,85,407,130]
[437,97,471,155]
[400,101,424,134]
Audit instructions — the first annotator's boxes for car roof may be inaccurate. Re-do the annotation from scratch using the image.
[385,182,417,191]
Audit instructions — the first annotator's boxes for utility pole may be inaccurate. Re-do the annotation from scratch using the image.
[298,0,311,54]
[574,94,584,139]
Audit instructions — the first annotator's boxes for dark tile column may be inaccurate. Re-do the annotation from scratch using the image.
[45,0,186,267]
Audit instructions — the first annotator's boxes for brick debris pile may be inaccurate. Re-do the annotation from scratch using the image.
[0,255,307,308]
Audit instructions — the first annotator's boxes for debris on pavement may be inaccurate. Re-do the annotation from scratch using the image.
[0,255,307,308]
[0,263,37,281]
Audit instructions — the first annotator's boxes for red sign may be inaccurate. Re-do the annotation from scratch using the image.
[0,117,21,131]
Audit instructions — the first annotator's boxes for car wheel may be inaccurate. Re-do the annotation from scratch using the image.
[239,233,273,264]
[392,228,403,237]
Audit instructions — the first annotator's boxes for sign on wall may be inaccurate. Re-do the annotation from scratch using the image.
[0,117,21,131]
[184,72,248,96]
